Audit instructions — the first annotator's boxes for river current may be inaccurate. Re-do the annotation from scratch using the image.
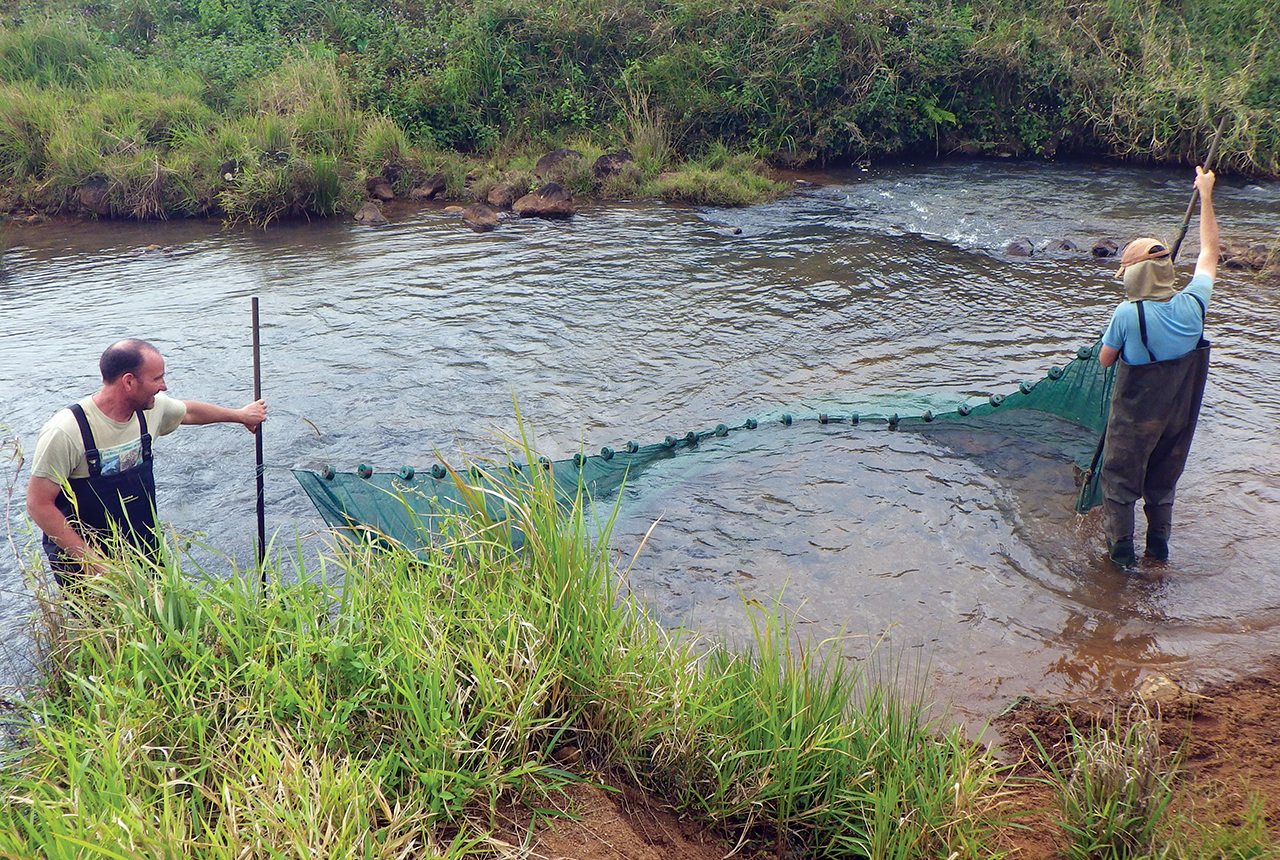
[2,160,1278,727]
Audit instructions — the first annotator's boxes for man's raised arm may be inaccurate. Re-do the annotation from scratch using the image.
[1194,166,1218,281]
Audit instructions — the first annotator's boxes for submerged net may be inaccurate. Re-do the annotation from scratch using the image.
[294,339,1116,553]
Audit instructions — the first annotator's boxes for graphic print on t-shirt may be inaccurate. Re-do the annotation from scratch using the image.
[96,438,144,476]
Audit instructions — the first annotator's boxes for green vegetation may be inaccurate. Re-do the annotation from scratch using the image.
[0,0,1276,222]
[3,437,1277,857]
[1,448,1007,858]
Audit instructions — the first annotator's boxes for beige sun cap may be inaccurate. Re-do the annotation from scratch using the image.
[1118,237,1172,274]
[1118,238,1177,301]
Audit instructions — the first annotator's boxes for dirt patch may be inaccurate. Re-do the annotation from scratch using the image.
[493,780,739,860]
[498,662,1280,860]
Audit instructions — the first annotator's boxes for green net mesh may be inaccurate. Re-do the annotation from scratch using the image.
[294,339,1116,553]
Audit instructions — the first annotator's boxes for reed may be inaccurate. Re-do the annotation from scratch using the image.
[4,0,1277,221]
[1159,789,1278,860]
[0,18,118,90]
[650,147,785,206]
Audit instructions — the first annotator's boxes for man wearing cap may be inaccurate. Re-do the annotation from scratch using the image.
[1097,166,1217,567]
[26,339,267,589]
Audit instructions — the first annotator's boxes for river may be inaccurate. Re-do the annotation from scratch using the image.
[2,159,1278,728]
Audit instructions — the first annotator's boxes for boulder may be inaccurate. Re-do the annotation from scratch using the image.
[534,148,583,176]
[591,150,634,179]
[486,182,523,209]
[1136,674,1206,708]
[1005,237,1034,257]
[354,201,388,226]
[366,175,395,201]
[78,178,112,217]
[1221,240,1273,271]
[1091,239,1119,258]
[380,162,404,184]
[409,173,447,201]
[513,182,575,219]
[1045,238,1081,253]
[461,202,500,232]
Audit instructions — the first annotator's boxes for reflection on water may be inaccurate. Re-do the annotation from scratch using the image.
[2,160,1279,724]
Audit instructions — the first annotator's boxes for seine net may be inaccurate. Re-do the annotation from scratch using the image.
[294,339,1116,553]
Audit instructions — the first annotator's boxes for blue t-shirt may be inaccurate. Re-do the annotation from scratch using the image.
[1102,273,1212,365]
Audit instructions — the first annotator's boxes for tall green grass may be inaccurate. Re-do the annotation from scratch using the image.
[0,438,1009,858]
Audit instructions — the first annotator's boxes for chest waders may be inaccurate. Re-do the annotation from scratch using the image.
[1101,298,1210,561]
[43,404,159,588]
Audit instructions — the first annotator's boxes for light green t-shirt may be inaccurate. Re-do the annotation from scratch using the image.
[30,392,187,483]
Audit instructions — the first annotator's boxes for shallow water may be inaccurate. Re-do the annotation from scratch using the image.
[2,159,1278,726]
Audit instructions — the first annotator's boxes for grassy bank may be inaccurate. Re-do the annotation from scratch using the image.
[2,446,1276,858]
[0,455,1008,858]
[0,0,1277,223]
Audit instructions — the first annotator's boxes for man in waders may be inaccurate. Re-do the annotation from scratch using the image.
[1098,166,1217,568]
[26,339,267,588]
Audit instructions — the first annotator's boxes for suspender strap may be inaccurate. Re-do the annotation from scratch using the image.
[1136,302,1156,363]
[69,403,101,477]
[137,410,151,459]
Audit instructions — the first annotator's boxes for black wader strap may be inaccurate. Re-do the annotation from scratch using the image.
[137,410,151,459]
[69,403,101,477]
[1141,294,1208,363]
[1191,293,1209,348]
[1136,301,1156,363]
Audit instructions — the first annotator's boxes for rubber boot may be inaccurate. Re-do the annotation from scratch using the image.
[1108,539,1137,568]
[1144,502,1173,560]
[1104,499,1137,567]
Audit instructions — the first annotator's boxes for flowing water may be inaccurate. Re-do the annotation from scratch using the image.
[2,160,1278,728]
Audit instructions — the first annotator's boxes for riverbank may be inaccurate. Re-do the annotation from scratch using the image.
[1,0,1278,225]
[2,454,1276,859]
[486,661,1280,860]
[489,660,1280,860]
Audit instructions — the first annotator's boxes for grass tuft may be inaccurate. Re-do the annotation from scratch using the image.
[1037,703,1177,860]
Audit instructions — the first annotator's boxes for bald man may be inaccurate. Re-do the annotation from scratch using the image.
[26,339,266,587]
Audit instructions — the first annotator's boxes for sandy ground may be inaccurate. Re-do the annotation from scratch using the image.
[495,660,1280,859]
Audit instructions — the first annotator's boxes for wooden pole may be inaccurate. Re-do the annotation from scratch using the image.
[1169,115,1229,263]
[252,297,266,574]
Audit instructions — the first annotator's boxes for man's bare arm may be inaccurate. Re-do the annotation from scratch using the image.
[1194,166,1218,281]
[181,398,267,432]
